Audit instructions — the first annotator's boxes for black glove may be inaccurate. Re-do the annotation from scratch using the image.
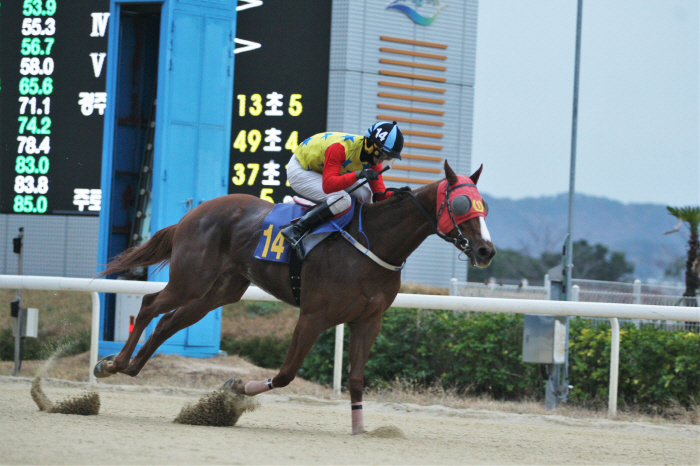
[355,169,379,181]
[373,186,411,203]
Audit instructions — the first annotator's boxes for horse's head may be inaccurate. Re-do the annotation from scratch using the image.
[436,161,496,268]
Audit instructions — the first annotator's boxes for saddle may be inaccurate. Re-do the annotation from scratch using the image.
[254,197,355,264]
[254,197,356,305]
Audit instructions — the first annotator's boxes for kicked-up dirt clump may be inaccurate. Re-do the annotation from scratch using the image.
[30,377,54,411]
[30,377,100,415]
[174,387,259,427]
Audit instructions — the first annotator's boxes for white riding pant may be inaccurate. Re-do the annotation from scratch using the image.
[286,155,372,215]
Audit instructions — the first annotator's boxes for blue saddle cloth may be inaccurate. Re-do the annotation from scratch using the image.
[254,198,355,264]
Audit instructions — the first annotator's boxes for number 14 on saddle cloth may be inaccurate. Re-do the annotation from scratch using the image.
[253,198,356,264]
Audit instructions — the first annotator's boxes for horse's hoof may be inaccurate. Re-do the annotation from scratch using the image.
[93,354,116,378]
[223,378,245,395]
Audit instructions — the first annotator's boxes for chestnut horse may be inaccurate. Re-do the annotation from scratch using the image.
[94,161,495,434]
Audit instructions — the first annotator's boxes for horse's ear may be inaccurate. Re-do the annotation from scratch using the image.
[470,164,483,185]
[444,160,458,185]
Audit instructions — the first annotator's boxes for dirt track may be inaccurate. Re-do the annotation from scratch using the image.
[0,377,698,465]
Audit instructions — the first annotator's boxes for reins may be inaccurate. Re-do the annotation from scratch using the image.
[327,181,475,271]
[385,184,473,254]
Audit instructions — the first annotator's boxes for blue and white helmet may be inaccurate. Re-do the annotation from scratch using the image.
[365,121,404,160]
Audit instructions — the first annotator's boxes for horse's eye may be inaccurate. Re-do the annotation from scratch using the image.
[451,195,472,216]
[483,200,489,216]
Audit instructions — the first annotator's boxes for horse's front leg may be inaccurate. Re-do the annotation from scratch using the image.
[346,315,383,435]
[229,313,326,396]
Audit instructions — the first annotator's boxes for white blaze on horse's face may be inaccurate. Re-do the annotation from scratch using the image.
[479,217,491,242]
[460,216,495,269]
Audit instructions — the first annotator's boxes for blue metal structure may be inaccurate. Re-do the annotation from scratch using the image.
[97,0,237,358]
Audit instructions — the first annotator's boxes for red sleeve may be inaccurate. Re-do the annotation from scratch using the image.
[321,143,361,193]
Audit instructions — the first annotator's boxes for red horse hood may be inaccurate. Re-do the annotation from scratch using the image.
[436,175,487,234]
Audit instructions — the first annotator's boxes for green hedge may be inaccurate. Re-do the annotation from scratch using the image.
[299,310,542,399]
[220,334,291,370]
[236,309,699,407]
[568,319,700,406]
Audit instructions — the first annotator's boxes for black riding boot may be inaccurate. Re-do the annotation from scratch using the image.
[281,201,334,259]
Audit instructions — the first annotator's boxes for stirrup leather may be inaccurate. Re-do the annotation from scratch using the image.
[280,224,305,247]
[281,201,334,259]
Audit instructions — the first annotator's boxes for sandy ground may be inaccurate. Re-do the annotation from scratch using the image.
[0,377,698,465]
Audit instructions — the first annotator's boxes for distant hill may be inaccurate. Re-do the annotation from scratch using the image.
[481,192,688,280]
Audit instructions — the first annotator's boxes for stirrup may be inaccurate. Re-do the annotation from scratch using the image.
[289,230,311,247]
[281,226,308,259]
[289,231,311,260]
[281,224,303,246]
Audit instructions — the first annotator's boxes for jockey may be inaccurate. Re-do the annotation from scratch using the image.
[281,121,404,258]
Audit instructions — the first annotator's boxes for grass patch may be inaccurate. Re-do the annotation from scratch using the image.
[220,334,291,369]
[221,300,299,340]
[0,289,93,362]
[399,282,449,295]
[0,289,92,333]
[363,378,700,425]
[0,327,91,361]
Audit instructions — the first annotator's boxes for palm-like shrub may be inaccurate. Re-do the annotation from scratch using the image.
[666,206,700,305]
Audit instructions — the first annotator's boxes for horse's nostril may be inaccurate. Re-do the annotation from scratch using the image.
[478,247,490,258]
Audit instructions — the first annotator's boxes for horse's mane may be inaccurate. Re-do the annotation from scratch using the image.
[363,178,444,212]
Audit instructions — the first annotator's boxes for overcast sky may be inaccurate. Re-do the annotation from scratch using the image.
[471,0,699,206]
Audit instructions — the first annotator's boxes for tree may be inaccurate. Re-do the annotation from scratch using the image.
[469,240,634,283]
[468,249,549,283]
[665,206,700,305]
[664,256,685,280]
[541,240,634,281]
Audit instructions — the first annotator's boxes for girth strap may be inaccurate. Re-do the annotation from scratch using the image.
[289,249,303,305]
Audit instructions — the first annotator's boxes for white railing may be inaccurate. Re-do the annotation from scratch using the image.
[450,279,547,300]
[450,278,690,306]
[451,278,696,331]
[572,278,689,306]
[1,274,698,417]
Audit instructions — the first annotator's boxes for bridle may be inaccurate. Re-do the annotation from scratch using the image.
[386,182,474,255]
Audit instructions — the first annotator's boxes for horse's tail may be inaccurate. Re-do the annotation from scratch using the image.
[98,224,177,277]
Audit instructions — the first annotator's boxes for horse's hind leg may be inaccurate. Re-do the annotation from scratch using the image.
[123,273,251,376]
[97,270,222,377]
[94,218,234,378]
[96,287,190,376]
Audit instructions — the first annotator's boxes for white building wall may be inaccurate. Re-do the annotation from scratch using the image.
[1,1,479,287]
[0,214,99,278]
[328,0,479,286]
